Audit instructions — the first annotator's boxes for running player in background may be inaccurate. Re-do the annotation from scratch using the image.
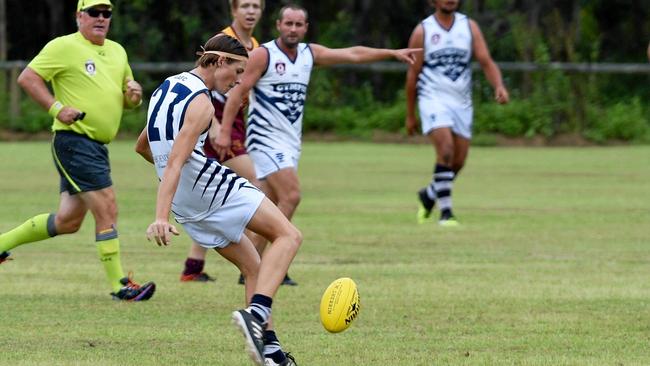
[135,34,300,366]
[180,0,298,286]
[215,5,420,282]
[405,0,509,226]
[1,0,155,302]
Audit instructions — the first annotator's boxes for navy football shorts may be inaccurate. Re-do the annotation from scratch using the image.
[51,130,112,194]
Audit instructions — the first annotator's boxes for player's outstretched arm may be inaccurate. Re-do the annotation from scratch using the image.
[470,20,509,104]
[310,43,422,67]
[135,128,154,164]
[212,47,269,161]
[146,94,214,246]
[405,24,425,136]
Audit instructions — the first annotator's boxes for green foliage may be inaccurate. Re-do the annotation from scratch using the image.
[11,99,51,133]
[474,99,534,137]
[120,108,148,135]
[304,75,407,138]
[585,98,650,143]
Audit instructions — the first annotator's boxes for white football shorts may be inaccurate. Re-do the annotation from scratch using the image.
[180,185,264,249]
[418,102,474,139]
[248,149,300,180]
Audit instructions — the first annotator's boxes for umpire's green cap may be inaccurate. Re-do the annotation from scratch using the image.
[77,0,112,11]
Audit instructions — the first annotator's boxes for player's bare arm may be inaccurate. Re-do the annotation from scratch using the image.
[135,128,154,164]
[146,94,214,246]
[405,24,425,135]
[212,46,269,161]
[470,19,509,104]
[310,43,422,67]
[17,67,82,124]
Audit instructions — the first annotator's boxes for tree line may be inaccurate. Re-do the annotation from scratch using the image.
[5,0,649,62]
[2,0,649,142]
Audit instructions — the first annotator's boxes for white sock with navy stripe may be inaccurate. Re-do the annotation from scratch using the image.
[434,164,455,219]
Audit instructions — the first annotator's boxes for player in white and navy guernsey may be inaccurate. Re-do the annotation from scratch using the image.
[146,71,255,225]
[135,35,302,366]
[180,5,262,285]
[218,4,420,264]
[406,0,509,226]
[417,11,473,137]
[245,39,314,178]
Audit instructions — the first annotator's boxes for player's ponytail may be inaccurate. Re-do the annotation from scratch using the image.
[196,34,248,68]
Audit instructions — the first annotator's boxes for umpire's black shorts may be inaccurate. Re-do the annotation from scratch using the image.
[51,130,112,194]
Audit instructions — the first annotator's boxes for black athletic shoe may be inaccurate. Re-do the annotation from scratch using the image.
[281,274,297,286]
[232,309,266,366]
[111,275,156,302]
[0,251,11,264]
[417,188,435,224]
[265,352,297,366]
[240,274,296,286]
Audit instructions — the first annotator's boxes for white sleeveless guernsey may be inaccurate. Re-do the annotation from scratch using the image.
[418,12,473,108]
[246,40,314,154]
[147,72,249,223]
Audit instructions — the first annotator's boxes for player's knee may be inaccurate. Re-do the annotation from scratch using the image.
[286,225,303,250]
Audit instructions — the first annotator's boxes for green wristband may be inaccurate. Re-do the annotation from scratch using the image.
[48,101,64,118]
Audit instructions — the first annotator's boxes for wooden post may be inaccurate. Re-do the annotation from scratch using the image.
[9,65,20,124]
[0,0,7,127]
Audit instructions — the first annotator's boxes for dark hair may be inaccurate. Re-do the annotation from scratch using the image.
[196,34,248,67]
[429,0,462,9]
[278,4,308,22]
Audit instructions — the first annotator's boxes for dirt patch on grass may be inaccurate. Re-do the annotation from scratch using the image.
[0,129,627,146]
[0,130,52,141]
[303,131,604,146]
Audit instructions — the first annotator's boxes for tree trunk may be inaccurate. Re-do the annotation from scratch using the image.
[0,0,6,60]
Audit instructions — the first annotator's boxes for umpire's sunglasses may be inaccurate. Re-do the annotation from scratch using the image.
[84,8,112,18]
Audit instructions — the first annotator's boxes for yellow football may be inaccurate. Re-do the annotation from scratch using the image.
[319,277,361,333]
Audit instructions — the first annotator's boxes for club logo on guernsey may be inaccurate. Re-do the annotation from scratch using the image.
[272,83,307,124]
[85,60,96,76]
[431,33,441,45]
[275,61,286,76]
[427,48,469,81]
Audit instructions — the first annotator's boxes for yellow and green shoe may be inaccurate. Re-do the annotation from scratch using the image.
[417,189,435,224]
[438,217,460,227]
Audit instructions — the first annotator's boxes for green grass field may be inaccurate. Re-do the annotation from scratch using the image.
[1,141,649,365]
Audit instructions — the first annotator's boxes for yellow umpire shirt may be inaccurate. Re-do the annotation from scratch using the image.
[28,31,136,144]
